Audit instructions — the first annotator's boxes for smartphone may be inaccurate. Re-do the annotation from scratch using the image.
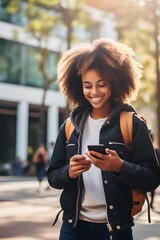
[87,144,107,155]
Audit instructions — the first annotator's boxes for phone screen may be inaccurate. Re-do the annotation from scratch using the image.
[87,144,106,155]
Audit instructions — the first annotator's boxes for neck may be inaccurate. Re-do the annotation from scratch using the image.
[91,106,111,120]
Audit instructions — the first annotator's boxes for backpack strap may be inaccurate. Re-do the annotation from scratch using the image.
[120,111,151,223]
[65,113,134,143]
[120,111,134,146]
[65,117,74,141]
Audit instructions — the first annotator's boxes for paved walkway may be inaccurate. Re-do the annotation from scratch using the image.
[0,176,160,240]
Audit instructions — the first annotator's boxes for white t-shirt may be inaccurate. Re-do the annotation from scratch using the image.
[79,114,108,223]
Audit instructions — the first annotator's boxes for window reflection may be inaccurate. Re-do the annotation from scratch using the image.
[0,38,59,90]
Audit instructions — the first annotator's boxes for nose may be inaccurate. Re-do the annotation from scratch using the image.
[91,86,99,95]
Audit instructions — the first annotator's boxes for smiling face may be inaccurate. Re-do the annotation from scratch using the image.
[82,69,112,119]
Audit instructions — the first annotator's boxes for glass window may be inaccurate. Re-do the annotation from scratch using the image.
[0,111,16,164]
[0,2,28,26]
[0,39,21,84]
[0,38,59,89]
[25,47,43,87]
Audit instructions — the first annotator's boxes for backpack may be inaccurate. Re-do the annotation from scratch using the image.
[65,111,151,222]
[120,112,150,223]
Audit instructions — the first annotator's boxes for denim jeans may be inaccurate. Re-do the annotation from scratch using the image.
[59,220,133,240]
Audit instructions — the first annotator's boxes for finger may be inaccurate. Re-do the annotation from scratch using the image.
[71,158,91,166]
[70,155,87,162]
[77,167,91,174]
[70,159,92,168]
[72,163,92,171]
[105,148,118,156]
[88,151,105,160]
[70,165,91,178]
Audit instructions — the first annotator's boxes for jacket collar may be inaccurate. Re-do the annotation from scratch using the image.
[70,102,137,133]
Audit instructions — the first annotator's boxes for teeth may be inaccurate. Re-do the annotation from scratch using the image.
[91,97,102,103]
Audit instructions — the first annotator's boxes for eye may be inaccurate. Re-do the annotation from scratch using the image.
[83,83,92,89]
[98,81,106,87]
[98,83,105,87]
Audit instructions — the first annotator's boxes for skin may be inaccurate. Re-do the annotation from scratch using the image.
[68,69,124,179]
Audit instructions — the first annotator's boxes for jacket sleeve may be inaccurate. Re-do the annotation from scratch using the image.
[47,121,78,190]
[119,114,160,192]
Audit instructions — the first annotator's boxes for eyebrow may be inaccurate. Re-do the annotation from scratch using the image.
[83,78,104,83]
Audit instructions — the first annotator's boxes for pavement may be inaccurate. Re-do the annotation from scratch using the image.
[0,176,160,240]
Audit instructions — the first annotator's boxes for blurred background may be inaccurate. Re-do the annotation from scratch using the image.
[0,0,160,177]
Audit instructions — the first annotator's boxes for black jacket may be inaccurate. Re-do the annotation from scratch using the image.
[47,103,160,231]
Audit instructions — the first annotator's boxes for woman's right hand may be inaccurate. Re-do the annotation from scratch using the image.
[69,155,92,179]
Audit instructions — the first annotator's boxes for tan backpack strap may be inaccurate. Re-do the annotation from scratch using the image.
[120,111,134,146]
[65,117,74,141]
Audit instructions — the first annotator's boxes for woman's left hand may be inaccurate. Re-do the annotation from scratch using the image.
[85,148,124,173]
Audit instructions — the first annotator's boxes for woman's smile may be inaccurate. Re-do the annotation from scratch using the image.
[90,96,103,104]
[82,69,112,117]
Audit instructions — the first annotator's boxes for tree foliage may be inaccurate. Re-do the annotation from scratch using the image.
[103,0,160,142]
[105,1,159,106]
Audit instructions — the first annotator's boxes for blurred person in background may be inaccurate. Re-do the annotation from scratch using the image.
[12,156,23,176]
[1,162,11,176]
[32,143,48,192]
[22,159,30,176]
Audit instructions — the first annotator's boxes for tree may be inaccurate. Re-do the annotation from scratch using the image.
[119,0,160,144]
[99,0,160,144]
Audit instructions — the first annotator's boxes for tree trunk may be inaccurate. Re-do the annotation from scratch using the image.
[38,88,47,145]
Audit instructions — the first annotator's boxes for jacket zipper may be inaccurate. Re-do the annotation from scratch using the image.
[102,173,113,235]
[73,132,81,228]
[67,143,76,147]
[109,141,126,146]
[73,131,113,234]
[106,214,113,233]
[101,126,113,237]
[105,197,113,239]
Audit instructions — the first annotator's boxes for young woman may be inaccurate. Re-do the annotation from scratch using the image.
[47,38,160,240]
